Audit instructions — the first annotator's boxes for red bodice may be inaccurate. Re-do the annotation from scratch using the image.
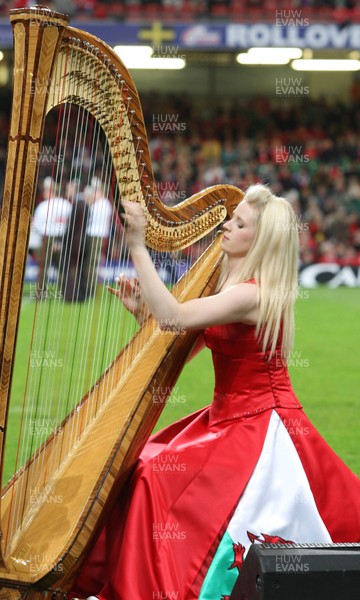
[204,322,302,426]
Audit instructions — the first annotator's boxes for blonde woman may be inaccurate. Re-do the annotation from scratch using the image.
[72,184,360,600]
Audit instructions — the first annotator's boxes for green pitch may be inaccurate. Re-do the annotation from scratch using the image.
[2,285,359,488]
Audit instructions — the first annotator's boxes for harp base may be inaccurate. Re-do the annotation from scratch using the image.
[0,587,70,600]
[0,588,21,600]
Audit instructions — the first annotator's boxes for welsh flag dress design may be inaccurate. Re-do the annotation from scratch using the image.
[71,320,360,600]
[199,411,332,598]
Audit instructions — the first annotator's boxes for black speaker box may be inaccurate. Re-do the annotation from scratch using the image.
[229,543,360,600]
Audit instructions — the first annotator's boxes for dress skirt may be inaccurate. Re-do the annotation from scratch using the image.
[71,403,360,600]
[71,321,360,599]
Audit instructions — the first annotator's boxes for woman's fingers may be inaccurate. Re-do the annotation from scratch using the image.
[106,284,119,297]
[107,274,141,299]
[106,274,126,298]
[119,275,141,295]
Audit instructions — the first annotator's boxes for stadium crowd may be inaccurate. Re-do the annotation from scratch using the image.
[0,93,359,267]
[143,93,360,266]
[3,0,360,20]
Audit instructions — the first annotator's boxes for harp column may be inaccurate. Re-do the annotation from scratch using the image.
[0,8,69,562]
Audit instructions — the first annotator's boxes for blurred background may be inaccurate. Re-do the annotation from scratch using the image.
[0,0,359,286]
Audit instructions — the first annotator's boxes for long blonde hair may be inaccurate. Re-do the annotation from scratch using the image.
[218,184,299,359]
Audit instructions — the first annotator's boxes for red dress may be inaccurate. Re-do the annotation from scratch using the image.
[71,321,360,600]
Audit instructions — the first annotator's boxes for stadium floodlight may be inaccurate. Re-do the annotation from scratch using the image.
[236,53,290,65]
[135,57,186,69]
[248,47,303,60]
[114,45,153,61]
[292,59,360,71]
[236,47,302,65]
[114,45,186,69]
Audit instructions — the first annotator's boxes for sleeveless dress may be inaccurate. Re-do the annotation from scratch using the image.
[71,320,360,600]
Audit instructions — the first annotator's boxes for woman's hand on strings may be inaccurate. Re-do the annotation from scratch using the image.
[107,274,149,325]
[122,199,147,250]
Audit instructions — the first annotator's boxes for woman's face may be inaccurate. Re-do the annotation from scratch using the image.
[221,200,257,259]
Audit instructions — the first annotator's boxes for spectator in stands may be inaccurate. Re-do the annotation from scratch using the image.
[84,177,113,296]
[31,176,72,240]
[61,180,90,302]
[30,176,72,290]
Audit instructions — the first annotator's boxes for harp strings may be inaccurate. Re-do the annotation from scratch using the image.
[7,44,80,536]
[4,35,216,547]
[5,43,136,540]
[11,46,77,535]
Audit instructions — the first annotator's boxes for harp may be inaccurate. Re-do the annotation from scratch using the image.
[0,7,243,599]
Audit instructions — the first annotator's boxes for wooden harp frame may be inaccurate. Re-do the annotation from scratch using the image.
[0,7,244,599]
